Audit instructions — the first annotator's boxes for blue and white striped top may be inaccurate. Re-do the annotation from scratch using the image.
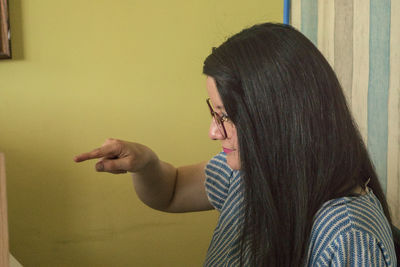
[204,152,397,266]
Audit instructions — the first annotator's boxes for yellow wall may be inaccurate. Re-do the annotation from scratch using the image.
[0,1,282,266]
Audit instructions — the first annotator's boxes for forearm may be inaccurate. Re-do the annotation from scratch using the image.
[73,138,211,212]
[131,157,178,212]
[131,158,212,213]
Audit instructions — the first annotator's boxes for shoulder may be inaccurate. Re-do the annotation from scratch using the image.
[308,191,396,266]
[204,152,235,211]
[205,152,232,178]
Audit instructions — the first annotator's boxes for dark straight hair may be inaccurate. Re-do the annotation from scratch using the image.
[203,23,392,266]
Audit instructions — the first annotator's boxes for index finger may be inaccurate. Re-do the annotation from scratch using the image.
[74,146,116,163]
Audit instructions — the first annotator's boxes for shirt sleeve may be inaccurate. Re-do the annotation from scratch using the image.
[204,152,233,211]
[319,230,394,267]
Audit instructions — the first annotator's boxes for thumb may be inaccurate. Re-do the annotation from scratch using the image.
[96,157,132,173]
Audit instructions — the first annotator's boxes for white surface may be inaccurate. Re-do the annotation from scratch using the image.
[10,253,22,267]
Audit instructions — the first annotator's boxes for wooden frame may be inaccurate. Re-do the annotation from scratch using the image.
[0,0,11,59]
[0,153,10,267]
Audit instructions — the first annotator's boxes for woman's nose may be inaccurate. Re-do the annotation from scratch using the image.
[208,119,225,140]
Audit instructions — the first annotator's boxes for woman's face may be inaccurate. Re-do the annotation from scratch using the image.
[206,76,240,170]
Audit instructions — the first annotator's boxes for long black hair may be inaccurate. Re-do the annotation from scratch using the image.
[203,23,392,266]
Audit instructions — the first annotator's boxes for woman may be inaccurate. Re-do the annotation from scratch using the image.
[75,23,397,266]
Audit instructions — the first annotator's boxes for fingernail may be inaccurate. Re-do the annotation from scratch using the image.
[96,162,104,171]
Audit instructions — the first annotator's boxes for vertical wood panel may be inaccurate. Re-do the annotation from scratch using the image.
[352,0,370,143]
[317,0,335,67]
[290,0,302,30]
[387,0,400,227]
[0,153,10,267]
[334,0,353,105]
[301,0,318,46]
[367,0,391,193]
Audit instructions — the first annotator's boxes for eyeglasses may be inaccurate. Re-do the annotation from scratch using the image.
[206,98,229,139]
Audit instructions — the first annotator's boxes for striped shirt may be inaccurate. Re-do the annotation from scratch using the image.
[204,152,397,266]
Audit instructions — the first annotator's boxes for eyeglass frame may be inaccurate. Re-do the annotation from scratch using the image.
[206,98,229,139]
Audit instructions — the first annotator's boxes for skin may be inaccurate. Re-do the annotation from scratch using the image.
[206,76,240,170]
[73,76,239,212]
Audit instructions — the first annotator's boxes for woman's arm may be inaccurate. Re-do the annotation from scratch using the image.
[74,138,213,213]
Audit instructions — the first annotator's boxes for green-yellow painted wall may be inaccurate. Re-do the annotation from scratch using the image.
[0,1,282,266]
